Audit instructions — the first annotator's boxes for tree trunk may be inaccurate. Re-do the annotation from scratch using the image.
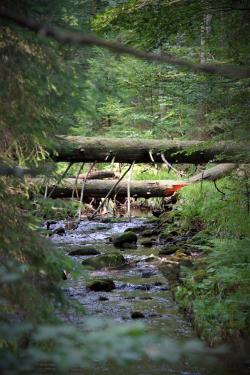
[51,136,249,164]
[37,179,188,199]
[189,163,236,182]
[77,170,118,180]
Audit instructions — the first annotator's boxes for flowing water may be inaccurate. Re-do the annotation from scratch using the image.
[48,217,248,375]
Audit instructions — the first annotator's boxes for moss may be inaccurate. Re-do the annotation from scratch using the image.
[82,252,126,269]
[113,231,137,247]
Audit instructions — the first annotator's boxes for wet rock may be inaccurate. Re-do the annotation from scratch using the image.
[87,279,116,292]
[99,296,109,301]
[46,220,57,229]
[113,231,137,247]
[124,296,136,300]
[134,284,151,291]
[53,227,65,236]
[131,311,145,319]
[68,246,101,256]
[158,231,179,244]
[159,263,180,287]
[158,245,178,256]
[82,252,126,269]
[152,209,163,218]
[119,242,138,250]
[141,271,153,278]
[141,239,155,247]
[154,281,163,286]
[144,255,157,262]
[95,224,109,230]
[139,296,152,300]
[124,226,146,233]
[141,229,160,237]
[101,217,112,223]
[148,313,162,318]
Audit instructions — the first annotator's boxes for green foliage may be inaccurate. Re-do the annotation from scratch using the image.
[178,178,249,237]
[33,198,80,220]
[173,176,250,345]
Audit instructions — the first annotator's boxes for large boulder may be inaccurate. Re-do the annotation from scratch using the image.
[82,252,126,269]
[68,246,100,256]
[113,231,137,248]
[87,279,116,292]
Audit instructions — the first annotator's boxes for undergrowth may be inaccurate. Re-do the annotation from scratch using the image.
[171,177,250,345]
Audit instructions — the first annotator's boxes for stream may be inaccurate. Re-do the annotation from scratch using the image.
[48,216,245,375]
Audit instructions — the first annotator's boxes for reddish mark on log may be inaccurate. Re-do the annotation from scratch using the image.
[164,183,188,196]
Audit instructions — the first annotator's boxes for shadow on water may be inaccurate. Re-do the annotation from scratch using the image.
[47,216,250,375]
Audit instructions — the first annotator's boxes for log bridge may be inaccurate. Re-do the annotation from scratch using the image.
[38,179,188,200]
[52,136,249,164]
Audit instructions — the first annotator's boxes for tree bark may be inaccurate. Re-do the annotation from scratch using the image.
[37,179,188,199]
[51,136,249,164]
[189,163,236,182]
[77,170,118,180]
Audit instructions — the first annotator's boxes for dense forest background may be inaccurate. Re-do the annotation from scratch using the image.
[0,0,249,373]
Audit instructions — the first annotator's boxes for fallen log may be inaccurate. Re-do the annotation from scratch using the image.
[77,170,117,180]
[189,163,237,183]
[37,179,188,199]
[52,136,249,164]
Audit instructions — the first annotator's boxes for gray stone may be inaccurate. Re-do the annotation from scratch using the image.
[113,231,137,247]
[68,246,100,256]
[87,279,116,292]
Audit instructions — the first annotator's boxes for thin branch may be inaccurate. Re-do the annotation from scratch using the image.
[78,162,96,220]
[47,162,73,198]
[149,150,155,163]
[1,10,250,79]
[90,164,132,219]
[214,180,225,197]
[72,162,84,199]
[127,161,135,222]
[161,152,186,177]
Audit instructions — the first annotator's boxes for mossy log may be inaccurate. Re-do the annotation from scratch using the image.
[52,136,249,164]
[38,179,188,199]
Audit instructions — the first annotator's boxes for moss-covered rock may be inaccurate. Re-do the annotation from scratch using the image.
[159,263,180,287]
[68,246,100,256]
[124,226,146,233]
[145,217,161,224]
[141,229,160,237]
[158,244,178,256]
[141,239,155,247]
[82,252,126,269]
[87,279,115,292]
[113,231,137,247]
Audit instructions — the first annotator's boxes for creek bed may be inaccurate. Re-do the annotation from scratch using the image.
[48,217,236,375]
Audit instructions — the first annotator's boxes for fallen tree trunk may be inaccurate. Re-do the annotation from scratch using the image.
[189,163,237,183]
[76,170,118,180]
[52,136,249,164]
[37,179,188,199]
